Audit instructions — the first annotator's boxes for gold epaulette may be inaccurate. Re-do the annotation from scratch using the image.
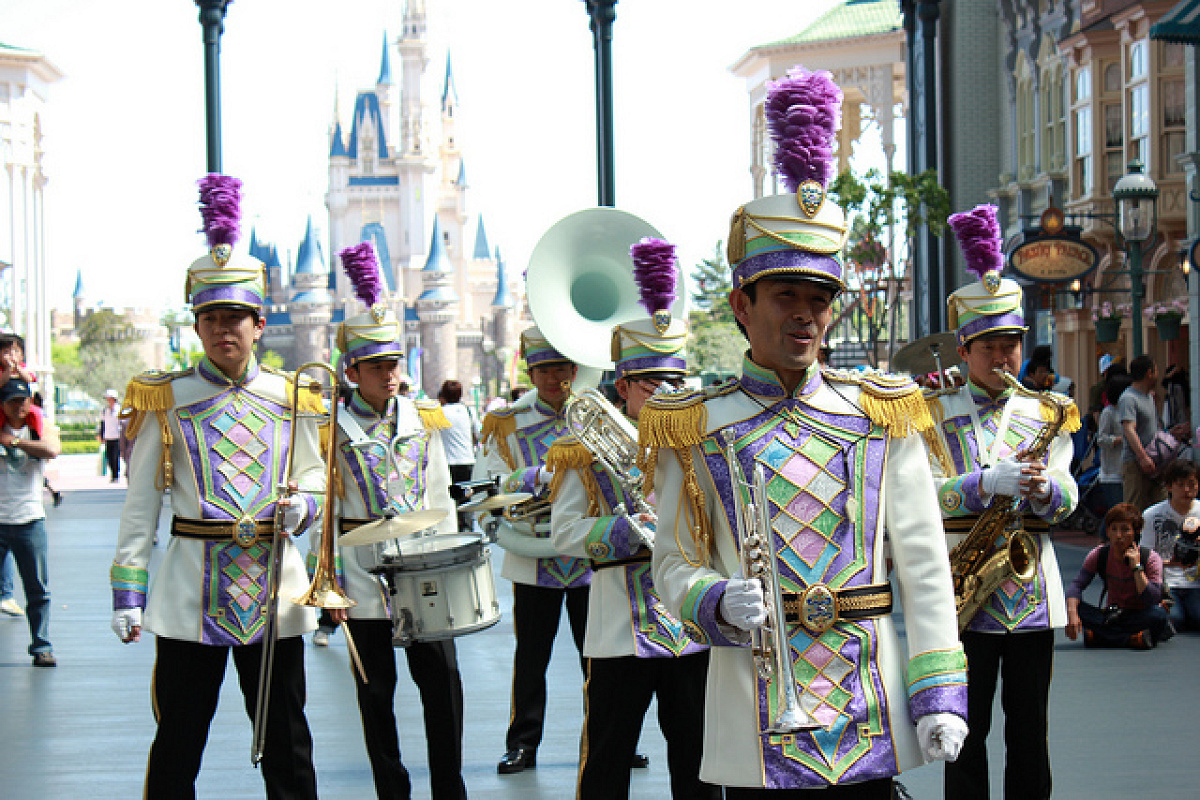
[825,368,932,437]
[415,399,451,431]
[545,435,601,510]
[120,369,187,439]
[1040,394,1082,434]
[480,407,518,471]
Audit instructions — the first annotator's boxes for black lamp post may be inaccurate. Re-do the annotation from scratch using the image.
[195,0,232,174]
[1112,160,1160,357]
[583,0,617,207]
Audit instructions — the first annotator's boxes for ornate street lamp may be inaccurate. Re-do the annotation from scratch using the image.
[1112,160,1160,357]
[583,0,617,207]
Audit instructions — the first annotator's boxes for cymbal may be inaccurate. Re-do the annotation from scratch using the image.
[891,332,960,376]
[459,492,532,514]
[339,509,449,547]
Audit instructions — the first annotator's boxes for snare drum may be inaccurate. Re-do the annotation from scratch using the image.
[384,533,501,645]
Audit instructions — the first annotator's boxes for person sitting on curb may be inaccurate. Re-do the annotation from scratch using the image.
[1065,502,1172,649]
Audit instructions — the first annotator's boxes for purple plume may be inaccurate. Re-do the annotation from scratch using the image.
[197,174,242,249]
[631,237,677,314]
[948,204,1003,278]
[339,241,384,308]
[764,67,843,192]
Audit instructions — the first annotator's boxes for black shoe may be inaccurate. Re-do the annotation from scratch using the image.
[32,651,56,667]
[632,753,650,769]
[498,747,536,774]
[52,491,62,507]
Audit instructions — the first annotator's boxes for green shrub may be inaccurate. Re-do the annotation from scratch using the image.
[61,440,102,456]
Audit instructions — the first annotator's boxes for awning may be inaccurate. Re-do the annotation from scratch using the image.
[1151,0,1200,44]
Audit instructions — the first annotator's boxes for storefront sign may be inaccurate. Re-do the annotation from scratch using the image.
[1008,233,1099,283]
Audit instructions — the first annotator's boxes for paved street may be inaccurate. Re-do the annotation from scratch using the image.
[2,453,1197,799]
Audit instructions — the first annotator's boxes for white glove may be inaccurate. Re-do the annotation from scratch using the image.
[719,577,768,632]
[536,466,553,486]
[112,607,142,642]
[916,712,968,762]
[980,459,1023,499]
[278,492,310,534]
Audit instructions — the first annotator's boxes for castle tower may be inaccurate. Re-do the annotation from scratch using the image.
[289,217,333,367]
[416,215,458,396]
[72,269,86,330]
[489,247,516,393]
[395,0,436,301]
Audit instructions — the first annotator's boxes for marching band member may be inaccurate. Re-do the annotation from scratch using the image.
[310,241,465,799]
[474,327,593,774]
[924,205,1078,800]
[645,69,967,797]
[548,238,718,800]
[109,175,321,798]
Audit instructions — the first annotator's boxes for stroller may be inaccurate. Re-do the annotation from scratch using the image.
[1057,421,1107,536]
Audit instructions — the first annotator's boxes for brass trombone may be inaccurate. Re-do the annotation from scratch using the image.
[251,362,358,766]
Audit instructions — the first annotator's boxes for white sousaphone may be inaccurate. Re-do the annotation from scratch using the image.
[526,207,686,383]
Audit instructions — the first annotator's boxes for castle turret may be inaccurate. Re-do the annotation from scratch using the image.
[289,217,333,367]
[416,216,458,397]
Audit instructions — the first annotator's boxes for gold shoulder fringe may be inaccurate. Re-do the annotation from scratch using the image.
[285,374,327,416]
[480,409,518,471]
[120,371,178,440]
[858,381,933,437]
[637,397,707,499]
[1040,396,1082,434]
[920,394,955,477]
[545,437,601,511]
[417,402,451,431]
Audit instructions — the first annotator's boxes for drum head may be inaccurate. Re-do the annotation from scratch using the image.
[394,533,484,571]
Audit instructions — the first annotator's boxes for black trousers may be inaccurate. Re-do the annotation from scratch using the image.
[579,651,718,800]
[104,438,121,479]
[944,629,1055,800]
[345,618,467,800]
[505,581,589,751]
[146,635,317,800]
[448,463,475,530]
[724,778,894,798]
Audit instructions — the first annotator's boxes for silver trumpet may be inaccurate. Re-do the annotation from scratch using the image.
[721,429,820,733]
[565,388,655,550]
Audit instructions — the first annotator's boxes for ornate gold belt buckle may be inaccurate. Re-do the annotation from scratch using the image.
[233,516,259,548]
[800,584,837,635]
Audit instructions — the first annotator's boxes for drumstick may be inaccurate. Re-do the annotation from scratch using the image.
[340,621,369,685]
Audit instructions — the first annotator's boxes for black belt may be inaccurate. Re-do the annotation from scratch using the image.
[170,516,273,547]
[779,582,893,635]
[590,552,651,571]
[943,516,1050,535]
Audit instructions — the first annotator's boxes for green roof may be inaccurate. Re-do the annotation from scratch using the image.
[767,0,902,46]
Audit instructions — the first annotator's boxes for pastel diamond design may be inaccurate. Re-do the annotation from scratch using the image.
[211,408,271,511]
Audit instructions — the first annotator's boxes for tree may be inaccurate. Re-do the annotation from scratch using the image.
[827,168,950,365]
[260,349,285,370]
[687,242,743,378]
[59,310,147,399]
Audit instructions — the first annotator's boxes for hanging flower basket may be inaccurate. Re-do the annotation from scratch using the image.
[1155,314,1182,341]
[1095,317,1121,343]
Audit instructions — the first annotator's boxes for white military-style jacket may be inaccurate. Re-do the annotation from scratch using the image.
[111,357,321,645]
[308,392,456,619]
[548,432,705,659]
[646,358,967,789]
[922,379,1078,632]
[473,389,591,590]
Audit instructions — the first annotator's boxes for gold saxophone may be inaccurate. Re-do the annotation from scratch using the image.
[949,370,1068,632]
[564,388,655,549]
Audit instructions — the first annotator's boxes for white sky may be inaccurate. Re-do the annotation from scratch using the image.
[2,0,872,315]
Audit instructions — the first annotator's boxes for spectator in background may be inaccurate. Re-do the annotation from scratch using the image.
[438,379,480,530]
[1141,459,1200,631]
[1021,344,1055,391]
[1096,372,1135,530]
[397,374,413,398]
[1120,355,1190,510]
[98,389,122,482]
[1066,502,1171,649]
[508,386,528,403]
[0,377,62,666]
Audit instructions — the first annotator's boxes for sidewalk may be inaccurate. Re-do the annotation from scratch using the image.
[0,454,1195,798]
